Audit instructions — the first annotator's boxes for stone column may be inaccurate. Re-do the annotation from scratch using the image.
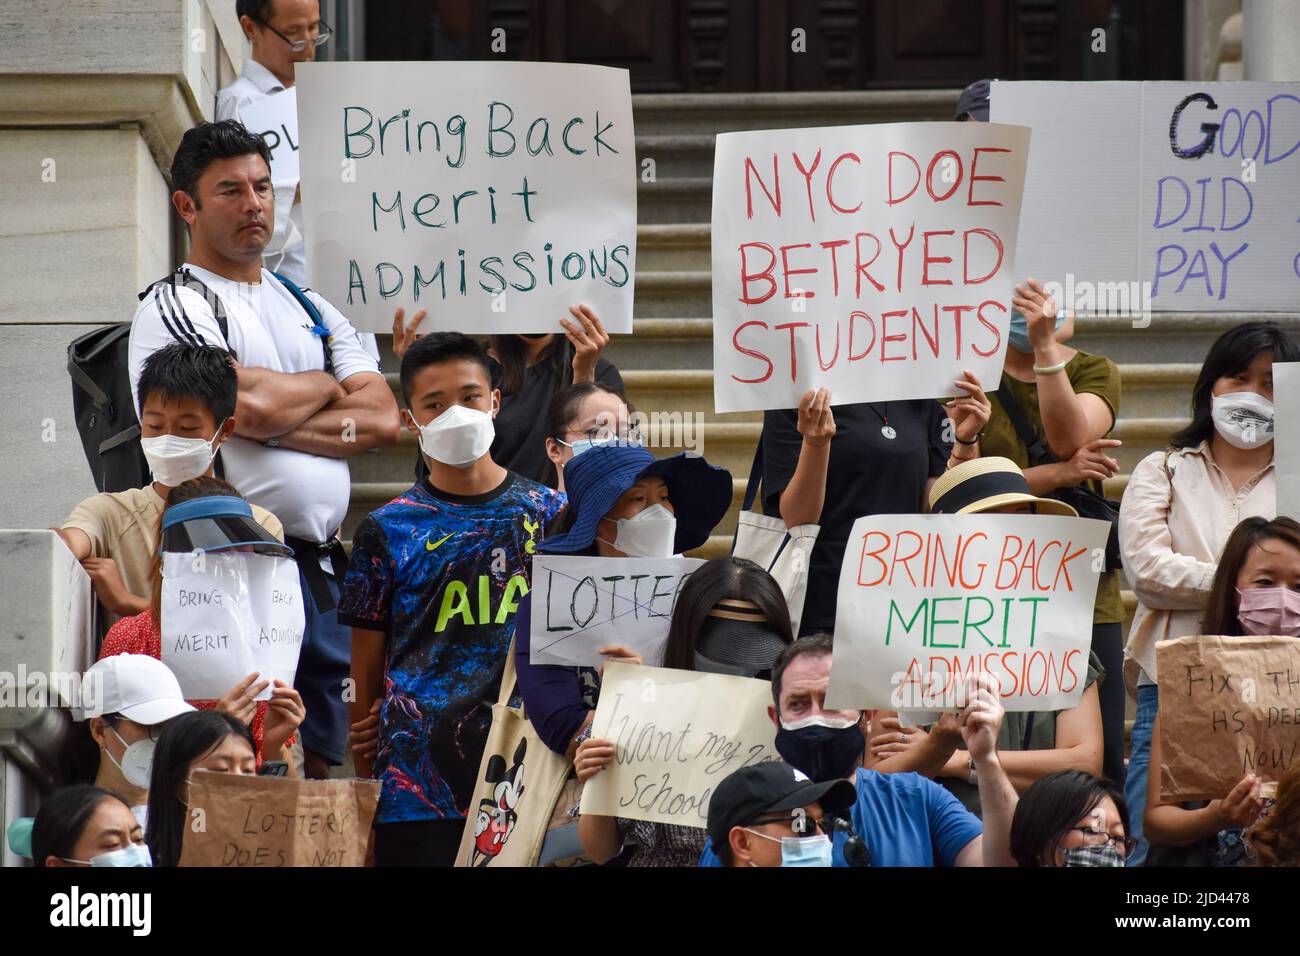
[0,0,242,530]
[1243,0,1300,79]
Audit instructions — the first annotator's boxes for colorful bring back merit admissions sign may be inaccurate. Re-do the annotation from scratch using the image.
[711,121,1030,413]
[825,513,1110,713]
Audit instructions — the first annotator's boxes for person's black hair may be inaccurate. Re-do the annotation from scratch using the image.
[60,712,124,786]
[170,120,272,205]
[145,710,255,868]
[399,332,493,407]
[770,633,834,710]
[490,334,579,396]
[136,342,238,421]
[543,381,629,488]
[236,0,275,22]
[32,785,131,866]
[661,557,793,671]
[1169,321,1300,448]
[1009,770,1130,867]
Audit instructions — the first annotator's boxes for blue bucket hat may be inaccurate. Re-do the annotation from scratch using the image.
[543,444,733,555]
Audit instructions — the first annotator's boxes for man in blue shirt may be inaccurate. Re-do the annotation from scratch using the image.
[699,634,1018,866]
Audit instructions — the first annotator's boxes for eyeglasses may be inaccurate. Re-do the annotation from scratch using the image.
[560,426,645,445]
[1071,827,1138,856]
[253,16,332,52]
[747,814,831,837]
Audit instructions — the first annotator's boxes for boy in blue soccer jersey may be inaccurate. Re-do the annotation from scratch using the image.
[339,332,565,867]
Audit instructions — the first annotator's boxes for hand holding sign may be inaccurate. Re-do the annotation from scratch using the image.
[945,370,992,445]
[1213,773,1265,829]
[216,673,268,725]
[959,673,1005,762]
[560,304,611,383]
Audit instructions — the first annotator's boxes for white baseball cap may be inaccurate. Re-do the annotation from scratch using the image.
[81,655,195,725]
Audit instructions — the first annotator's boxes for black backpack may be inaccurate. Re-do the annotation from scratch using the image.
[68,268,330,493]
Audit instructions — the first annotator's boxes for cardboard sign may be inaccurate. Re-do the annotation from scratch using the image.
[1157,635,1300,801]
[579,663,780,829]
[160,551,304,700]
[1275,362,1300,521]
[711,121,1030,412]
[529,556,704,667]
[296,61,637,333]
[178,771,379,867]
[825,513,1110,712]
[992,81,1300,312]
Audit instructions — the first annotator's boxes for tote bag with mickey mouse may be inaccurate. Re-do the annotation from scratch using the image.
[454,637,571,867]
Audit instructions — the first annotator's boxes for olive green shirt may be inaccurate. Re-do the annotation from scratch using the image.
[980,349,1123,625]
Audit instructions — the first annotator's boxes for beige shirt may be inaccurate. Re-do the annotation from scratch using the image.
[63,486,285,624]
[1119,441,1275,684]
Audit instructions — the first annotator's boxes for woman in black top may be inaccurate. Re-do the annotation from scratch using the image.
[394,304,623,486]
[761,374,987,635]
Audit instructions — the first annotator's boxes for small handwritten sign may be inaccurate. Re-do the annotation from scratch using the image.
[161,552,304,700]
[579,663,780,829]
[1157,634,1300,801]
[179,771,379,867]
[529,556,703,667]
[826,513,1109,712]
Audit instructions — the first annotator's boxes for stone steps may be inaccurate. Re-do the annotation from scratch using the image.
[630,90,957,137]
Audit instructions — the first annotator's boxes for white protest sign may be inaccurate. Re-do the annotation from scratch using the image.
[296,61,636,333]
[580,663,780,829]
[711,121,1030,413]
[529,556,703,667]
[825,513,1110,713]
[992,81,1300,312]
[241,87,300,185]
[161,552,305,700]
[1276,363,1300,521]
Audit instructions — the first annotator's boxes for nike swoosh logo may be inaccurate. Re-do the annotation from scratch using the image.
[426,532,454,552]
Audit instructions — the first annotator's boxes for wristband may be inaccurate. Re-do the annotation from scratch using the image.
[954,432,981,446]
[1033,358,1069,375]
[967,756,979,786]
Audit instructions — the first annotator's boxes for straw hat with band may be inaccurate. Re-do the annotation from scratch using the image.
[160,495,295,557]
[928,456,1078,518]
[542,443,733,555]
[696,598,792,673]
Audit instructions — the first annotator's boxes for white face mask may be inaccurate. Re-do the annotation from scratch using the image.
[606,503,677,558]
[414,403,495,468]
[140,422,224,486]
[1211,392,1275,449]
[105,726,156,790]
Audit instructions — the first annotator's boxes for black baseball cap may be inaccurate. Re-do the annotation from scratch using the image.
[707,761,856,853]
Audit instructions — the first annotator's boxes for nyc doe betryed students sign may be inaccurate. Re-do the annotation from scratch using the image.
[295,61,636,333]
[825,513,1109,712]
[580,663,780,829]
[529,555,704,667]
[711,121,1030,413]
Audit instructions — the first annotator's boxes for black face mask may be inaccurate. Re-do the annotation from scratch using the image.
[774,719,865,783]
